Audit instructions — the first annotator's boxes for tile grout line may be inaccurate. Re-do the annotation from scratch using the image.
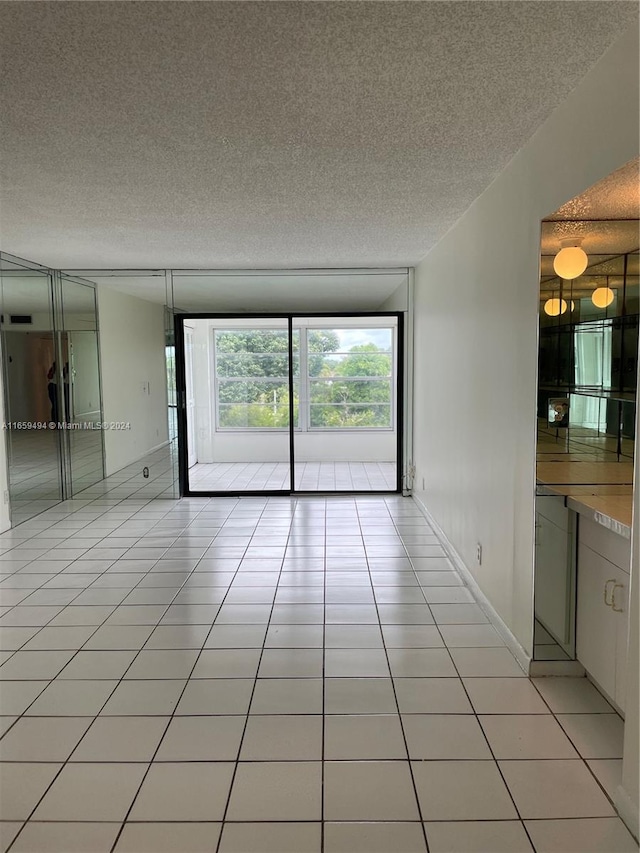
[366,500,432,853]
[0,493,630,851]
[390,500,536,848]
[212,497,290,853]
[107,496,247,853]
[0,505,194,746]
[3,498,225,853]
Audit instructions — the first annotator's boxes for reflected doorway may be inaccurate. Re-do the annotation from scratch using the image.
[176,313,402,495]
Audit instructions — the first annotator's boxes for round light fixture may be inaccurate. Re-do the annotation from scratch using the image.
[553,245,588,280]
[591,286,615,308]
[544,298,568,316]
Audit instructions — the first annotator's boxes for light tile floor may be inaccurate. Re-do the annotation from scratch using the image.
[0,495,637,853]
[188,461,397,492]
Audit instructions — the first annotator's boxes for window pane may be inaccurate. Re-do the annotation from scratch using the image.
[215,329,294,353]
[309,379,392,404]
[216,352,299,378]
[219,402,297,429]
[306,327,394,429]
[308,351,392,378]
[215,328,298,429]
[309,403,391,428]
[218,379,290,405]
[307,328,392,355]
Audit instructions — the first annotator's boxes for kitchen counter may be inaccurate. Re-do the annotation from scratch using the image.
[536,462,633,538]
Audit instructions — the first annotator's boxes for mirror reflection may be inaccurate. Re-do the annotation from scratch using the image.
[535,210,638,665]
[0,262,106,524]
[60,277,104,494]
[0,260,63,524]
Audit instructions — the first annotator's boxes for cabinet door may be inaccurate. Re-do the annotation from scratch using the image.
[576,545,618,700]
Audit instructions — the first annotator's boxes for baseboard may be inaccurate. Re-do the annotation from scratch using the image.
[105,440,172,479]
[73,410,101,422]
[529,660,585,677]
[412,493,531,675]
[615,783,640,842]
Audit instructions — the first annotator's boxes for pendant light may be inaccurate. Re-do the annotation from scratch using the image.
[553,239,588,280]
[543,297,568,316]
[592,286,615,308]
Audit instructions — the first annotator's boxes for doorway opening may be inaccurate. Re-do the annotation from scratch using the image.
[176,313,403,495]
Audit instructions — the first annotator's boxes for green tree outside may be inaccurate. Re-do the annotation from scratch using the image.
[216,329,392,429]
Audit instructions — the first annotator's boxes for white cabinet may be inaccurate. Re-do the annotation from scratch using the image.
[576,540,630,712]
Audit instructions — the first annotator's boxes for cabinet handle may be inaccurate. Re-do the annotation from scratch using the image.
[603,579,617,606]
[611,583,625,613]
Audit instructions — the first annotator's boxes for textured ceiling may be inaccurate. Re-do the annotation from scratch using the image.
[544,158,640,222]
[540,219,640,260]
[0,2,638,269]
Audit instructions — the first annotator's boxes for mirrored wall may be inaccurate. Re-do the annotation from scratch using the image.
[59,275,104,495]
[534,206,638,664]
[0,265,408,525]
[0,255,105,524]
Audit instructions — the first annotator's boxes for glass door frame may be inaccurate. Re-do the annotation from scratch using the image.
[175,311,404,497]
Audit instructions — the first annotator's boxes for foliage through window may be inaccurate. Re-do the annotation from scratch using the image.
[214,327,394,430]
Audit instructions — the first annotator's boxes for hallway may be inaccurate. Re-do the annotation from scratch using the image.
[0,495,635,853]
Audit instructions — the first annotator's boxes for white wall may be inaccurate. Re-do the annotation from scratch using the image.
[98,288,169,476]
[412,25,639,660]
[202,430,396,464]
[378,281,408,311]
[617,355,640,838]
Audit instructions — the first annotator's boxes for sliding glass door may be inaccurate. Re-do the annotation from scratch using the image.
[292,317,398,491]
[179,317,293,494]
[177,313,401,495]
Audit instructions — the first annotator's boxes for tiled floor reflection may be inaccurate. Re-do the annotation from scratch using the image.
[7,431,179,527]
[0,495,635,853]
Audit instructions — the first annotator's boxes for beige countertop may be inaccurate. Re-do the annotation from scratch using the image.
[536,461,634,485]
[536,462,633,536]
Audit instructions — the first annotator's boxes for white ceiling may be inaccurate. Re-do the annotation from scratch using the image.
[0,2,637,270]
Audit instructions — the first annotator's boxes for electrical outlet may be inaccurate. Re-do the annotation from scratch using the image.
[142,467,150,479]
[476,543,482,565]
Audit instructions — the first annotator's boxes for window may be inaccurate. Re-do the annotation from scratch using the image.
[214,325,394,430]
[215,329,299,428]
[307,328,393,428]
